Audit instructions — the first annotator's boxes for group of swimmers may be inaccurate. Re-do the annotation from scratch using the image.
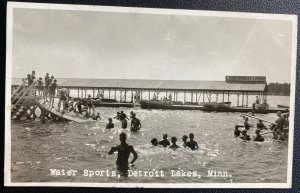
[150,133,199,150]
[113,111,142,132]
[235,110,289,142]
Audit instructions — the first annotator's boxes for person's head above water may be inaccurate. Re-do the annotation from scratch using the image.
[54,79,57,83]
[151,138,158,146]
[108,118,112,122]
[27,74,30,77]
[132,113,136,118]
[171,136,177,144]
[242,130,247,135]
[182,135,188,142]
[119,133,127,143]
[163,134,168,140]
[189,133,194,139]
[51,75,54,79]
[255,129,261,135]
[277,111,282,117]
[259,119,263,123]
[32,70,35,74]
[121,111,124,114]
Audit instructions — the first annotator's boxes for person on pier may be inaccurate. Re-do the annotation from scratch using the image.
[130,113,142,132]
[37,77,44,96]
[43,73,50,103]
[48,79,57,108]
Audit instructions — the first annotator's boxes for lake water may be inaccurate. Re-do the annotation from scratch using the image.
[10,96,290,183]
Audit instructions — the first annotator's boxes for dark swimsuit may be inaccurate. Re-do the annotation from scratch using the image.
[116,144,132,168]
[187,141,198,150]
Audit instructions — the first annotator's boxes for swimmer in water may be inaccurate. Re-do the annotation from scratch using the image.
[169,136,180,150]
[120,111,128,129]
[186,133,199,150]
[113,112,121,120]
[182,135,188,148]
[240,130,251,141]
[106,118,114,129]
[92,112,101,121]
[108,133,138,170]
[244,117,251,130]
[151,138,158,147]
[257,119,267,130]
[158,134,170,147]
[253,129,264,142]
[234,126,241,137]
[130,113,141,132]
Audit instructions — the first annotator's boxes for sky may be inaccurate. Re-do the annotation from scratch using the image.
[11,7,294,83]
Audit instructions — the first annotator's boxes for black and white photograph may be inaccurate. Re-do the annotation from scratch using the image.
[5,2,297,188]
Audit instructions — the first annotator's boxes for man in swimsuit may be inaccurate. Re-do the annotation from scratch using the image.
[43,73,50,103]
[186,133,199,150]
[87,95,95,115]
[48,79,57,108]
[130,113,141,132]
[151,138,158,147]
[57,87,68,113]
[120,111,129,129]
[37,77,44,96]
[169,136,180,150]
[257,119,267,130]
[234,126,241,137]
[113,112,121,120]
[106,118,114,129]
[108,133,138,174]
[274,111,285,140]
[253,129,264,142]
[244,117,251,130]
[158,134,170,147]
[239,130,251,141]
[182,135,188,148]
[92,112,101,121]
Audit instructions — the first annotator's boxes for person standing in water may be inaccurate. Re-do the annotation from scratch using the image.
[48,79,57,108]
[158,134,170,147]
[182,135,188,148]
[169,136,180,150]
[120,111,129,129]
[253,129,264,142]
[106,118,114,129]
[108,133,138,171]
[130,113,141,132]
[186,133,199,150]
[151,138,158,147]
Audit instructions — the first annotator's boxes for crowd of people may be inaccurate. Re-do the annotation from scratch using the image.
[234,111,289,142]
[150,133,199,150]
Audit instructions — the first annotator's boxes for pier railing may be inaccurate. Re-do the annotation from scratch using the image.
[11,82,37,108]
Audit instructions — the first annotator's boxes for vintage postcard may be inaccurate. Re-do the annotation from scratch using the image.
[5,2,297,188]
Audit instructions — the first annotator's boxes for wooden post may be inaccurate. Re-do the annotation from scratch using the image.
[114,89,117,100]
[109,89,111,99]
[237,93,239,107]
[124,89,127,103]
[216,93,218,103]
[92,89,95,98]
[184,91,186,104]
[222,92,224,102]
[195,92,198,102]
[78,88,79,98]
[203,92,205,103]
[246,92,249,107]
[81,88,83,98]
[120,90,122,102]
[191,91,193,102]
[140,90,143,100]
[242,92,244,107]
[228,91,230,102]
[84,89,87,98]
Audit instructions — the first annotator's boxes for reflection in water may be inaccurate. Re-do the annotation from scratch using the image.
[11,96,289,183]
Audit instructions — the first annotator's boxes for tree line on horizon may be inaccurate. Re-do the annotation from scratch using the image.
[267,82,290,96]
